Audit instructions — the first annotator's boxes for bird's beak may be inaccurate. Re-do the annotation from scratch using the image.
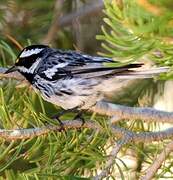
[5,66,18,74]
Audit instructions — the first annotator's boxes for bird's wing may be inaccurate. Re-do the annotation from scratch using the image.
[37,50,145,80]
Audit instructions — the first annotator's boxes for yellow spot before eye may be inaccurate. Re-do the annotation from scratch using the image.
[16,58,19,63]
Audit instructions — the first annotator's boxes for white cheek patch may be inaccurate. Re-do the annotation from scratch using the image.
[18,66,29,73]
[44,63,68,79]
[20,48,43,58]
[29,58,41,73]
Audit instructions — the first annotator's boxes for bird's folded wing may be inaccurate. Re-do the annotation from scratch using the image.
[39,63,144,80]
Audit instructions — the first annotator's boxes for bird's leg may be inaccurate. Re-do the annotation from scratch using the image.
[51,108,78,130]
[73,110,85,126]
[52,109,71,120]
[51,110,66,131]
[52,107,86,130]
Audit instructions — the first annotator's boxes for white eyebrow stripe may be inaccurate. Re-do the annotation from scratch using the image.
[20,48,43,58]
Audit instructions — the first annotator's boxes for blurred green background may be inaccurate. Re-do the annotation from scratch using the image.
[0,0,104,54]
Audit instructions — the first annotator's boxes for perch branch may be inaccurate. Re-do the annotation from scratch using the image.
[92,101,173,124]
[0,120,100,140]
[1,120,173,142]
[141,140,173,180]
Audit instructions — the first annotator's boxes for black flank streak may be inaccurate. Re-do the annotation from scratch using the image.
[55,92,63,96]
[43,91,51,98]
[60,90,73,95]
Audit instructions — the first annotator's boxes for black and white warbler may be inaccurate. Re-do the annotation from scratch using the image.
[5,45,168,122]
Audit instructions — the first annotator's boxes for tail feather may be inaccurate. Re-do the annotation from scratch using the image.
[115,67,169,79]
[72,63,144,78]
[72,61,169,79]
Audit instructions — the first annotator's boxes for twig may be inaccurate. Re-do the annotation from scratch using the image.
[94,137,131,180]
[42,0,104,44]
[141,140,173,180]
[0,68,24,80]
[0,120,100,140]
[4,34,23,50]
[42,0,65,44]
[57,0,104,27]
[1,120,173,142]
[112,125,173,143]
[92,101,173,124]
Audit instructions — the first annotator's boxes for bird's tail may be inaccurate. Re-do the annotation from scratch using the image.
[116,66,169,79]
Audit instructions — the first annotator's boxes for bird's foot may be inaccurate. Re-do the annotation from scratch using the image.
[57,118,66,132]
[73,112,85,127]
[51,114,66,132]
[51,108,78,132]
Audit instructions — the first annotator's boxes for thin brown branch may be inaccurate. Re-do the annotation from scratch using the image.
[42,0,65,44]
[1,120,173,142]
[5,34,23,50]
[141,140,173,180]
[0,120,101,140]
[58,0,104,27]
[92,101,173,124]
[42,0,104,44]
[0,68,24,80]
[112,126,173,143]
[94,137,131,180]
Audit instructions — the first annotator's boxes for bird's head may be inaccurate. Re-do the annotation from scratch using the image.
[5,44,49,74]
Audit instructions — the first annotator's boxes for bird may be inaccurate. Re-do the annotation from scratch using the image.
[5,44,169,124]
